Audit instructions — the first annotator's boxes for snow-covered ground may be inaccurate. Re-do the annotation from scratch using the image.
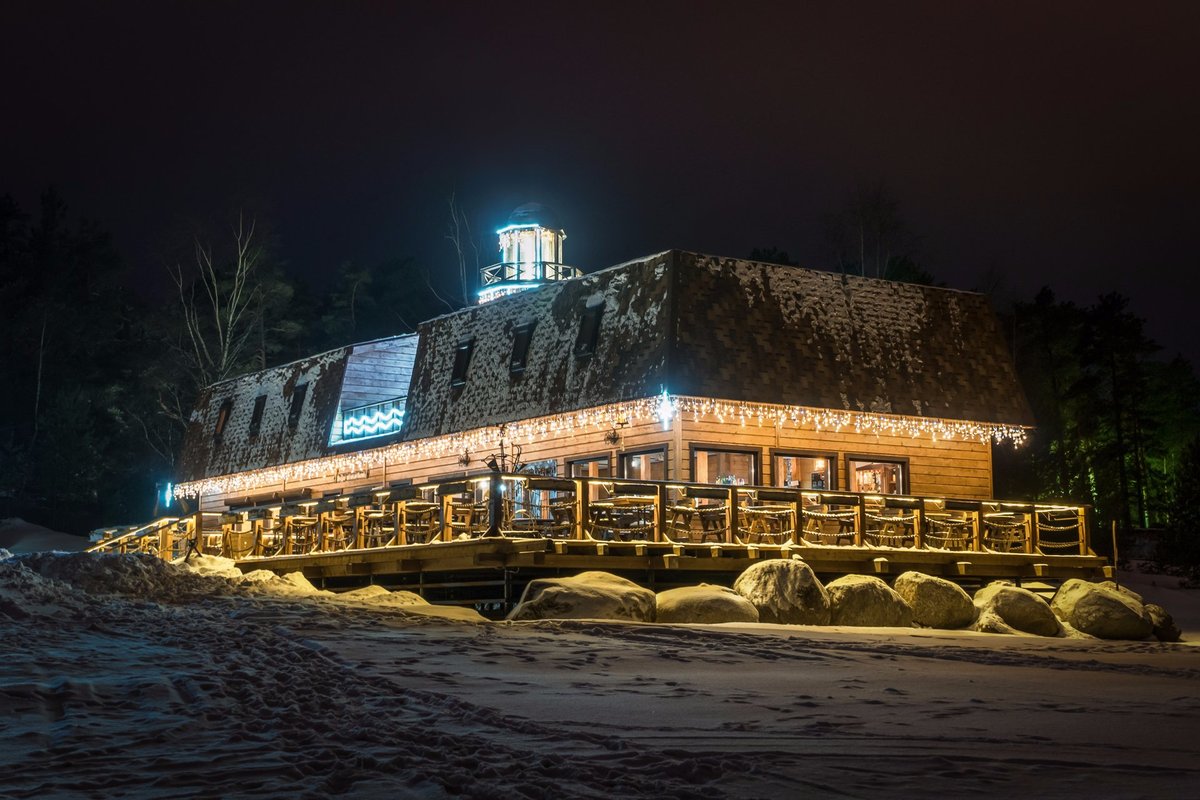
[0,518,88,554]
[1,550,1198,799]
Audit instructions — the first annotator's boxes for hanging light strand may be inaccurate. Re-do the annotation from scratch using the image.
[175,394,1028,498]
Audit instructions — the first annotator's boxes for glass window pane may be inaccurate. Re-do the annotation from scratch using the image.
[622,450,665,481]
[848,459,905,494]
[693,448,756,485]
[774,454,832,490]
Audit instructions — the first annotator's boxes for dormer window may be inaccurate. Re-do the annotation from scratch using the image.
[451,337,475,391]
[574,296,604,358]
[213,399,233,442]
[288,384,308,429]
[248,395,267,438]
[510,321,536,375]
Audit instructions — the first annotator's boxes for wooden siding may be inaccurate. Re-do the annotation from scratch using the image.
[202,412,993,510]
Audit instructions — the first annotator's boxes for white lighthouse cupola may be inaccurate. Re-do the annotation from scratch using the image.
[478,203,578,304]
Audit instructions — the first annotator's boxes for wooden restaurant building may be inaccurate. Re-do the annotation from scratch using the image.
[94,205,1106,605]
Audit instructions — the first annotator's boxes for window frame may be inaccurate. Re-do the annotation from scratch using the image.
[573,296,605,358]
[688,443,761,486]
[450,336,476,392]
[845,453,910,495]
[287,383,308,429]
[510,320,536,375]
[769,448,838,491]
[618,445,669,481]
[248,394,267,438]
[213,399,234,442]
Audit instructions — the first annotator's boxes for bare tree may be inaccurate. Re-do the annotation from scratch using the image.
[824,183,914,278]
[168,213,263,389]
[445,193,478,307]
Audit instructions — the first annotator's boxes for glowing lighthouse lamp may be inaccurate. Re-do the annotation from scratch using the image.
[478,203,580,304]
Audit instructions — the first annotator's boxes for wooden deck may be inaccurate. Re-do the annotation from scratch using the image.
[233,536,1108,613]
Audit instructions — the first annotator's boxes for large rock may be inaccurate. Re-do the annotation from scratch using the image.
[826,575,913,627]
[732,559,831,625]
[973,582,1060,636]
[893,571,976,629]
[1146,603,1182,642]
[656,584,759,624]
[508,571,655,622]
[1051,579,1153,640]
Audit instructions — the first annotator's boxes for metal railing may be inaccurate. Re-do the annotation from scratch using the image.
[88,476,1092,561]
[479,261,581,286]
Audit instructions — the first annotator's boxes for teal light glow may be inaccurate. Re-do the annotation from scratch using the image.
[343,405,405,440]
[495,222,542,235]
[162,482,173,507]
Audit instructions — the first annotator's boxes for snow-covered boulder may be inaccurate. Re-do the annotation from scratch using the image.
[1050,579,1153,640]
[893,571,975,629]
[1146,603,1182,642]
[973,582,1060,636]
[826,575,913,627]
[508,571,655,622]
[732,559,830,625]
[656,584,759,624]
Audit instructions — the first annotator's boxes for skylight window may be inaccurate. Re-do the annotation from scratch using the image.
[451,336,476,391]
[213,399,233,441]
[248,395,267,437]
[574,296,605,358]
[510,321,536,374]
[288,384,308,429]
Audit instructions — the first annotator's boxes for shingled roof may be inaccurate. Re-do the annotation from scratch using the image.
[178,250,1033,482]
[178,348,350,483]
[402,250,1033,438]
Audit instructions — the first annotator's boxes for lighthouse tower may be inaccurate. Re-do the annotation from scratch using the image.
[477,203,579,304]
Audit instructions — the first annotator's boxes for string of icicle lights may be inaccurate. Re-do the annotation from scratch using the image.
[174,393,1029,498]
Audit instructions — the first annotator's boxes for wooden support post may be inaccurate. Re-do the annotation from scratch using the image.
[574,478,586,540]
[971,509,983,552]
[954,561,971,576]
[655,483,668,544]
[1030,510,1040,554]
[728,486,739,545]
[1079,507,1090,556]
[912,506,924,550]
[158,521,170,561]
[873,557,889,574]
[854,496,865,547]
[1024,512,1034,554]
[193,498,203,558]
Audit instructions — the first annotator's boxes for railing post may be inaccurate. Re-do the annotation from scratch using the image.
[158,521,170,561]
[193,498,203,557]
[655,483,668,544]
[727,486,739,545]
[912,504,924,550]
[971,508,983,552]
[853,496,865,547]
[1079,507,1090,555]
[1023,510,1034,554]
[484,468,503,537]
[574,477,586,540]
[1030,510,1041,554]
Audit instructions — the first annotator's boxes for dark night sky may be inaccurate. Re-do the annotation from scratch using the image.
[3,2,1198,365]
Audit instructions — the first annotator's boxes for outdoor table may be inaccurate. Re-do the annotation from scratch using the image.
[401,501,440,544]
[589,496,656,541]
[740,504,795,544]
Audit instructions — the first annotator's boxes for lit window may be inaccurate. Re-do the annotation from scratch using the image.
[574,296,604,357]
[774,452,835,490]
[848,458,906,494]
[510,321,536,374]
[621,449,666,481]
[692,447,758,486]
[451,337,475,391]
[248,395,267,438]
[288,384,308,429]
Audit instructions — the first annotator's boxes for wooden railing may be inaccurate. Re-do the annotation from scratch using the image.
[87,476,1091,561]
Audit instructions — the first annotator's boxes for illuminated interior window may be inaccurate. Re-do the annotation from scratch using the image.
[451,337,475,391]
[774,452,835,490]
[621,449,666,481]
[692,447,757,485]
[574,296,604,357]
[287,384,308,429]
[248,395,267,438]
[848,458,906,494]
[510,321,536,374]
[213,399,233,441]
